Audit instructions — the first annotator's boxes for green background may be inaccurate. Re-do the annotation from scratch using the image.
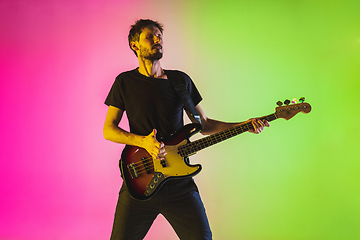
[158,0,360,239]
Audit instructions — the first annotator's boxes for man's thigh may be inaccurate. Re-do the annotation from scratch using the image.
[162,190,212,240]
[110,185,159,240]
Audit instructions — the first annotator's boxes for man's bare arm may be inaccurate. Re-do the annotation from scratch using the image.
[103,106,166,159]
[186,104,269,136]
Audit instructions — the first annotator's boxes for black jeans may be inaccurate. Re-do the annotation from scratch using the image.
[110,178,212,240]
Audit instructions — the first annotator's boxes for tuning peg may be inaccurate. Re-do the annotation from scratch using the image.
[299,97,305,103]
[284,99,291,105]
[276,101,283,107]
[292,98,298,104]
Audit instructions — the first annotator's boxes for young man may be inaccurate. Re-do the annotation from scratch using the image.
[103,19,269,240]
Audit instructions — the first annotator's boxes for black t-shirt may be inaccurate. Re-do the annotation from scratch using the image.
[105,68,202,139]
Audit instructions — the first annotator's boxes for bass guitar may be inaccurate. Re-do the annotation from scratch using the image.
[120,99,311,201]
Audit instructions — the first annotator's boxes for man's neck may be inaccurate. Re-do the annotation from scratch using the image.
[138,59,165,78]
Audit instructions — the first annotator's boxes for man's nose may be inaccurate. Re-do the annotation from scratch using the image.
[154,36,160,43]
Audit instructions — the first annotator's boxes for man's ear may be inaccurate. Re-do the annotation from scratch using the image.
[130,42,139,52]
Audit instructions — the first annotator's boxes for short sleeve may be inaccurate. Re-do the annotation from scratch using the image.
[104,76,125,110]
[174,70,202,106]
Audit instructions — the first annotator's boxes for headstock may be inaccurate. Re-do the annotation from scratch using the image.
[275,97,312,120]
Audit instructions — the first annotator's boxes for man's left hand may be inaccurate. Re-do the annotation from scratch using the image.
[248,118,270,134]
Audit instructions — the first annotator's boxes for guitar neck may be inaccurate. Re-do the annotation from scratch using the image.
[178,113,278,157]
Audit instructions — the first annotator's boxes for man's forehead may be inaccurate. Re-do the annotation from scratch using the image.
[140,26,162,35]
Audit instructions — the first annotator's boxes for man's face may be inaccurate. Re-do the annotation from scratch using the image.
[137,27,163,61]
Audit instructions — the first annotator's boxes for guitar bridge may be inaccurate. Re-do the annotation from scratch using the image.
[127,163,138,179]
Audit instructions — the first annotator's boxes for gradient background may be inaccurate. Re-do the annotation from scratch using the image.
[1,0,359,239]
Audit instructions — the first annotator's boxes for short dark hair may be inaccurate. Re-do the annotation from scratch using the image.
[128,19,164,56]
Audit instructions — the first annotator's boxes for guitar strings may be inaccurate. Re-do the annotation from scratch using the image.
[178,122,255,156]
[128,157,155,175]
[128,123,253,175]
[127,128,247,175]
[131,165,154,176]
[178,118,274,155]
[134,164,154,175]
[128,114,284,177]
[130,156,153,166]
[127,115,277,176]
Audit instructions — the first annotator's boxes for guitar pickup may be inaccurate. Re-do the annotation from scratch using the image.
[127,163,138,179]
[142,157,152,174]
[160,159,166,167]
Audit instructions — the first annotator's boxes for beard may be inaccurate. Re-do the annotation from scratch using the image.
[139,46,163,61]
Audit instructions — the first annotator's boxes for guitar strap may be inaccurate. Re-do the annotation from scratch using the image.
[166,71,202,125]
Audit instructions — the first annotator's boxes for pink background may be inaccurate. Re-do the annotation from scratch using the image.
[1,1,178,239]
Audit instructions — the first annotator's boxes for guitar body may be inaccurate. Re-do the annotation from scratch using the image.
[120,123,203,201]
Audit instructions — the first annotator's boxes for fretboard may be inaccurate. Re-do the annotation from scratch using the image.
[178,113,278,157]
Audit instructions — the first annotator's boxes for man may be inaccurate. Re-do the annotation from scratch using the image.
[103,19,269,240]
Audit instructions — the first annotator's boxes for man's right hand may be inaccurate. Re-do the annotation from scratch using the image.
[141,129,167,160]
